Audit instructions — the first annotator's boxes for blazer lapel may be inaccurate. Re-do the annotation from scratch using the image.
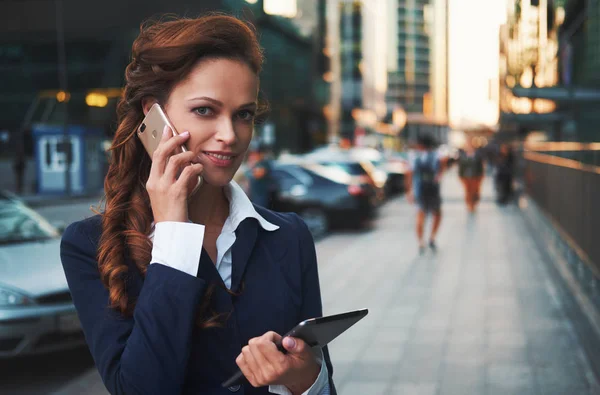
[230,218,258,292]
[196,248,225,288]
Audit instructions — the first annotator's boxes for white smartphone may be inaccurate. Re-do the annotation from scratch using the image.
[137,103,203,189]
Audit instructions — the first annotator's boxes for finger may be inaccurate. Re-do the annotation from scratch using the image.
[163,150,198,181]
[148,125,173,180]
[248,340,278,385]
[152,129,190,175]
[282,336,308,355]
[262,331,283,345]
[174,164,204,194]
[236,353,258,388]
[241,346,261,385]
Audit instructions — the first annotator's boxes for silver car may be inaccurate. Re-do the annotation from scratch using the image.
[0,192,84,358]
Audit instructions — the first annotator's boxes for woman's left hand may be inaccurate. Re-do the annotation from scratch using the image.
[236,331,321,394]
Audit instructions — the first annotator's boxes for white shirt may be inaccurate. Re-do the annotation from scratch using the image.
[149,181,329,395]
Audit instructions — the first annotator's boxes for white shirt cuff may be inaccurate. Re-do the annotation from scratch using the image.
[268,349,330,395]
[150,221,205,277]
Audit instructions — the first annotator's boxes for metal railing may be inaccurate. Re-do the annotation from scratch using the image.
[524,142,600,279]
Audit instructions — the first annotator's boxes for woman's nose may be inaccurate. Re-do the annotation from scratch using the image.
[214,118,236,145]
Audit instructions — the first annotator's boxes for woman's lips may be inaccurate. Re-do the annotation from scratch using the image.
[203,152,236,167]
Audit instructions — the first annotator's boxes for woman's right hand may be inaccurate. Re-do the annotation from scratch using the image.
[146,125,204,223]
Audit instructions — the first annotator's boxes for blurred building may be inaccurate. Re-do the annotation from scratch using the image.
[338,1,364,140]
[428,0,449,122]
[499,0,600,142]
[0,0,329,158]
[324,0,389,145]
[385,0,449,145]
[242,0,330,153]
[386,0,431,114]
[498,0,563,141]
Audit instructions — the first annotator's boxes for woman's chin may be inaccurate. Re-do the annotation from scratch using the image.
[200,174,234,188]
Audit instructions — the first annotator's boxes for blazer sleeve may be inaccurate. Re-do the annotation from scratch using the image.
[293,214,338,395]
[60,220,207,395]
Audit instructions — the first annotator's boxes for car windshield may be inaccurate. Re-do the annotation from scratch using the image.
[276,166,313,185]
[321,162,367,175]
[0,200,59,244]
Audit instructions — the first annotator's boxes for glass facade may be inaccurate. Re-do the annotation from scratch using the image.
[386,0,432,114]
[339,1,363,139]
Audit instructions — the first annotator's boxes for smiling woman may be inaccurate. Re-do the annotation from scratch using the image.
[142,58,261,182]
[59,14,336,395]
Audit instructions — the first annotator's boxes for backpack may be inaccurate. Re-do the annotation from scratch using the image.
[459,152,484,178]
[415,152,439,197]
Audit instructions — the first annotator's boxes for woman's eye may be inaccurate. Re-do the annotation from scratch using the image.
[238,110,255,121]
[193,107,213,116]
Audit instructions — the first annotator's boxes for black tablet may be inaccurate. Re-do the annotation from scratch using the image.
[283,308,369,348]
[222,308,368,388]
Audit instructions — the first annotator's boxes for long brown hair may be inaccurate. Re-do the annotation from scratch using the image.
[98,15,264,326]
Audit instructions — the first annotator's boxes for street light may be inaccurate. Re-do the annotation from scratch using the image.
[86,93,109,108]
[264,0,297,18]
[56,91,70,103]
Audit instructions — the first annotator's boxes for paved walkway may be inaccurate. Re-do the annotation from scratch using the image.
[320,174,600,395]
[52,173,600,395]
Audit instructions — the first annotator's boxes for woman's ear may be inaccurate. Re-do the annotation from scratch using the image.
[141,97,158,116]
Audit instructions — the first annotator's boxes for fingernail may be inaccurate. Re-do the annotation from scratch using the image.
[162,125,169,135]
[181,131,190,137]
[283,337,296,349]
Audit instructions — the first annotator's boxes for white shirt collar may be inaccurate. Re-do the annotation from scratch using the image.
[223,181,279,233]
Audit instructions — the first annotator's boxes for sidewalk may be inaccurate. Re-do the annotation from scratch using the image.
[322,175,600,395]
[51,173,600,395]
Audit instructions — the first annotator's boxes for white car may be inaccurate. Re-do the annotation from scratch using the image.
[0,191,84,357]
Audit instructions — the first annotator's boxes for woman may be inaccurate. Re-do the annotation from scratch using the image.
[458,139,485,213]
[60,15,335,395]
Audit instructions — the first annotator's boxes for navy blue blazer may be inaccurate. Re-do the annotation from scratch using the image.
[60,207,336,395]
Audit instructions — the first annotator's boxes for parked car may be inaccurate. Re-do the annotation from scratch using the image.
[270,163,377,237]
[347,147,394,197]
[0,191,84,358]
[303,149,385,205]
[382,152,410,195]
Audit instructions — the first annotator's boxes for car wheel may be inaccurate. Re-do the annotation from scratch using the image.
[300,208,329,239]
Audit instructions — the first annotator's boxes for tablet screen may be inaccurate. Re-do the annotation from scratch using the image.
[286,308,369,348]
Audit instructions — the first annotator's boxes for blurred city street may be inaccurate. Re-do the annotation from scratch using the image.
[0,173,597,394]
[1,0,600,393]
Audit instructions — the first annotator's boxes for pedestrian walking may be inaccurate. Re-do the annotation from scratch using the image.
[458,139,485,213]
[405,135,443,254]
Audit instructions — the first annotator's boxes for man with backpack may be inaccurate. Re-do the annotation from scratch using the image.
[405,135,443,254]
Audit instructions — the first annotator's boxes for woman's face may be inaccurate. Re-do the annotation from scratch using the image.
[162,58,259,187]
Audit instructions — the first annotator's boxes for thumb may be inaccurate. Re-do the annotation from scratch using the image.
[282,336,299,353]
